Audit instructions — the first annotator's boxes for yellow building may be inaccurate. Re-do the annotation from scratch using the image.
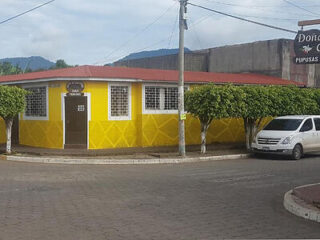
[0,66,300,150]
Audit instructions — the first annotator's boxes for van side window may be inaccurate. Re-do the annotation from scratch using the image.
[300,118,313,132]
[314,118,320,131]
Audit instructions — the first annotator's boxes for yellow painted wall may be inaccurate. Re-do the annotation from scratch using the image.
[0,118,5,144]
[14,81,261,149]
[19,82,64,149]
[88,82,142,149]
[141,114,245,147]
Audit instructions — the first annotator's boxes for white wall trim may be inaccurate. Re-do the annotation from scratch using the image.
[108,83,132,121]
[61,93,66,146]
[22,83,49,121]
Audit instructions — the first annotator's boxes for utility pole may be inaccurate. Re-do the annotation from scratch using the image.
[178,0,188,157]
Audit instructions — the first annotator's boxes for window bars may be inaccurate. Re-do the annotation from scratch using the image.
[25,86,47,117]
[110,86,129,117]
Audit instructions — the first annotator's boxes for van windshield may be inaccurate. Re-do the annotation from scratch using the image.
[263,119,303,131]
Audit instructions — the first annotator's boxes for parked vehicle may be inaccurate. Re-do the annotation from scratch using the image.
[252,115,320,160]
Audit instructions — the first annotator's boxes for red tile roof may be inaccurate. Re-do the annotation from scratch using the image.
[0,65,305,86]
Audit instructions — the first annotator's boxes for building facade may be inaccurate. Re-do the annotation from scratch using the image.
[0,65,302,149]
[114,39,320,88]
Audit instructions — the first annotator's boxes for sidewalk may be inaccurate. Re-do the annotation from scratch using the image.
[0,143,250,164]
[284,183,320,223]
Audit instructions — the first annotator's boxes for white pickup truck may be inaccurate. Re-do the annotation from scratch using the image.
[252,115,320,160]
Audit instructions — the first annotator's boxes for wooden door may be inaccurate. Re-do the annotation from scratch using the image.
[64,96,87,149]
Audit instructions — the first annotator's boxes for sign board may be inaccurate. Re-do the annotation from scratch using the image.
[67,92,84,96]
[294,29,320,64]
[180,113,186,120]
[66,81,85,94]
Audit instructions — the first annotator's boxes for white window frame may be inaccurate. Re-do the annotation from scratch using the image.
[108,83,131,121]
[142,84,188,114]
[22,83,49,121]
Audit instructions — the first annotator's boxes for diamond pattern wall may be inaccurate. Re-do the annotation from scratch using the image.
[89,120,139,149]
[19,121,63,149]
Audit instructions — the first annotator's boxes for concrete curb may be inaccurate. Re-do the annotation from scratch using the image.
[283,187,320,223]
[1,153,250,165]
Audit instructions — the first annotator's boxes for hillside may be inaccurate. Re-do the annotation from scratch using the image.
[0,56,55,71]
[117,48,191,62]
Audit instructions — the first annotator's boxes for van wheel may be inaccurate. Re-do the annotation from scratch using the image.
[292,144,302,160]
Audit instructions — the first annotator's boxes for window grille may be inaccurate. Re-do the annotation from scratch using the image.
[25,86,47,117]
[110,86,129,117]
[145,86,178,111]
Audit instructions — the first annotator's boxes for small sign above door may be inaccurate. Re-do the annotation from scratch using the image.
[66,81,85,96]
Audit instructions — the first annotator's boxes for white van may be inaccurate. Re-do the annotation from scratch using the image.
[252,115,320,160]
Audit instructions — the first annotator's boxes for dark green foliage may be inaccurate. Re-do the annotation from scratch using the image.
[185,84,320,152]
[0,86,27,119]
[51,59,71,69]
[239,85,320,150]
[0,86,28,154]
[185,84,245,153]
[185,84,245,125]
[0,62,22,75]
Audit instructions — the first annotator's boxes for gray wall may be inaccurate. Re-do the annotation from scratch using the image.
[208,39,283,77]
[114,52,208,72]
[114,39,317,87]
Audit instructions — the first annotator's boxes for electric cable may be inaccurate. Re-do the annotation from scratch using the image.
[283,0,320,17]
[188,2,297,34]
[93,2,178,65]
[167,10,179,49]
[198,0,320,9]
[188,16,204,49]
[0,0,55,26]
[195,0,317,17]
[107,37,171,64]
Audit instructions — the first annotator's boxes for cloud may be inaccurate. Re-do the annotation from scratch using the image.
[0,0,318,65]
[21,23,68,61]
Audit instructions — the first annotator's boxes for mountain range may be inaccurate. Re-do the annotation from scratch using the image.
[117,48,191,62]
[0,56,55,71]
[1,48,191,70]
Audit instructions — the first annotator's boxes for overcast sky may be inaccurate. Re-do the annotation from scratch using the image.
[0,0,319,65]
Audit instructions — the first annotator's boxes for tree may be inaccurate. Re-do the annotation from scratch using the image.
[0,86,28,154]
[185,84,245,154]
[51,59,70,69]
[240,85,320,150]
[0,62,22,75]
[239,86,274,150]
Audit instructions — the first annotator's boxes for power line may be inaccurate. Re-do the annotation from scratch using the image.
[188,2,297,34]
[283,0,320,17]
[197,0,317,17]
[190,12,299,28]
[103,37,171,65]
[94,2,178,65]
[0,0,55,25]
[188,17,204,49]
[167,10,179,49]
[199,0,320,9]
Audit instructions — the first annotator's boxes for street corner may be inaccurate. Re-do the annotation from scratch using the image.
[283,183,320,223]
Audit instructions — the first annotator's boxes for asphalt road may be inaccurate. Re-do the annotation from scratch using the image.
[0,155,319,239]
